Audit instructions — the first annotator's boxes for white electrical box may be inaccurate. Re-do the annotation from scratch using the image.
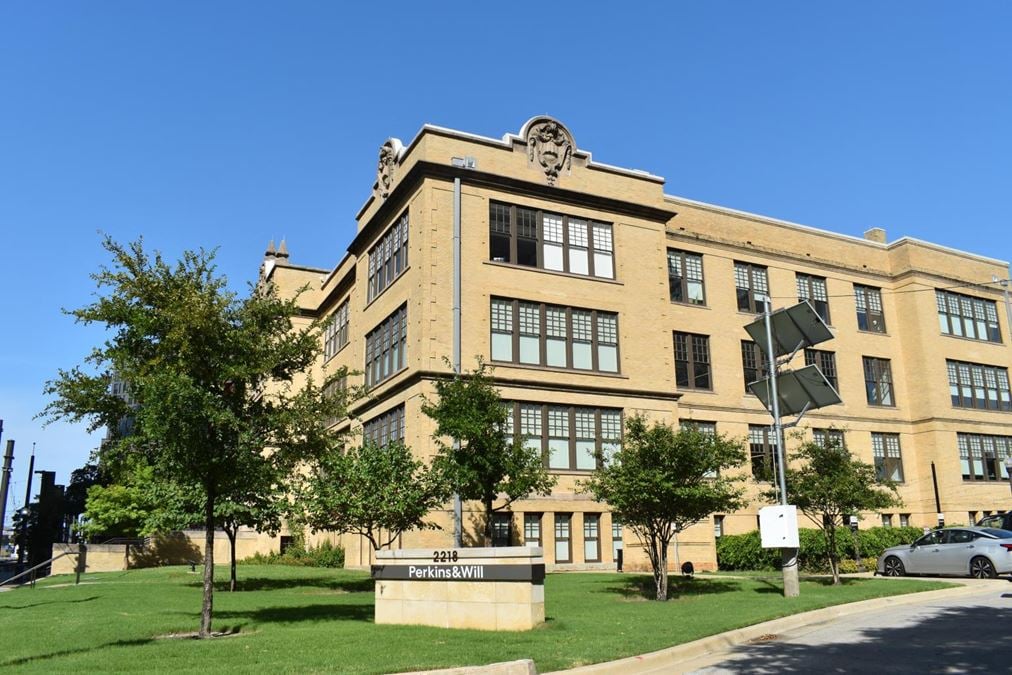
[759,505,800,548]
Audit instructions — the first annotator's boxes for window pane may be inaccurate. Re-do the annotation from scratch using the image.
[598,345,618,372]
[593,252,613,278]
[576,440,596,470]
[573,343,592,369]
[492,334,513,361]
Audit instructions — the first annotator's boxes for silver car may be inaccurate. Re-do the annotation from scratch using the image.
[877,527,1012,579]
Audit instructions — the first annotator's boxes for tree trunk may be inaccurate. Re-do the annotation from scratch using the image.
[827,524,840,585]
[199,492,215,638]
[648,531,670,601]
[225,525,237,593]
[484,496,494,546]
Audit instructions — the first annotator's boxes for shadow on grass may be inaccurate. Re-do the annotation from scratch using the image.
[0,638,152,668]
[188,575,374,594]
[216,602,373,624]
[1,595,100,610]
[606,576,743,600]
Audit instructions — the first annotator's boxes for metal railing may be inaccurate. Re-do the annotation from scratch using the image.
[0,551,72,588]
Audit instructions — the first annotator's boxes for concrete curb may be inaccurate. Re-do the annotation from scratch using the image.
[547,579,1005,674]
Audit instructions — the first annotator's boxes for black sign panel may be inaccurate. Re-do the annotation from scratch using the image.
[371,563,545,584]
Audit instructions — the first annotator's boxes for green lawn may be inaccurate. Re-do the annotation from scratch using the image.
[0,565,952,673]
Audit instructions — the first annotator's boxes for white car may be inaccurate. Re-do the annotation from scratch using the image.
[877,527,1012,579]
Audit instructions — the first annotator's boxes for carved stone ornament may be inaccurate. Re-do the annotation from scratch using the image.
[376,138,404,199]
[525,117,574,185]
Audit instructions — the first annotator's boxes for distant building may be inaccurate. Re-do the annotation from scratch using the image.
[262,117,1012,571]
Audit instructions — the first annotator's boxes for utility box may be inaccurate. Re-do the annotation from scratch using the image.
[759,505,800,548]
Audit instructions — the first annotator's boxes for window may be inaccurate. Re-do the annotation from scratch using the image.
[947,360,1012,411]
[363,405,405,446]
[881,514,893,528]
[323,300,350,361]
[584,514,601,562]
[367,213,409,302]
[749,425,776,481]
[968,511,978,525]
[492,512,512,547]
[674,332,711,390]
[863,357,895,406]
[490,298,619,373]
[681,420,717,477]
[555,513,572,563]
[936,290,1001,343]
[365,305,407,387]
[667,249,705,305]
[872,433,904,482]
[812,428,845,449]
[741,340,767,391]
[899,513,910,527]
[488,202,614,279]
[524,513,542,547]
[796,273,830,323]
[734,262,769,313]
[505,403,622,472]
[322,375,348,428]
[805,349,838,391]
[612,520,623,560]
[855,285,886,333]
[713,515,725,539]
[958,433,1012,482]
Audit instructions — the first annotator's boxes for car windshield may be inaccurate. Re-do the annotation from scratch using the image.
[980,528,1012,538]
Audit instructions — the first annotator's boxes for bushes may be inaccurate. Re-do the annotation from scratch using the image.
[717,526,924,573]
[240,540,345,568]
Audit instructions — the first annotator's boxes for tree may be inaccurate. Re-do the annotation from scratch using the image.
[421,360,556,546]
[299,440,449,551]
[42,237,346,637]
[583,416,747,601]
[763,438,901,585]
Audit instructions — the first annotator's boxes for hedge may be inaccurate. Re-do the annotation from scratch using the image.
[716,526,924,572]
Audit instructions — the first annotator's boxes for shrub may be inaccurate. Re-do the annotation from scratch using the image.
[240,540,345,568]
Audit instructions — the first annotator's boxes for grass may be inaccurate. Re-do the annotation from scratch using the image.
[0,565,953,673]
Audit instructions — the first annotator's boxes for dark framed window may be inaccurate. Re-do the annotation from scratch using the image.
[323,300,350,361]
[958,433,1012,482]
[489,201,614,279]
[741,340,768,391]
[796,273,830,323]
[322,375,348,428]
[554,513,572,563]
[812,428,845,449]
[863,356,895,406]
[365,305,407,387]
[492,512,512,547]
[490,298,619,373]
[523,513,542,547]
[947,360,1012,411]
[367,212,409,302]
[363,405,405,446]
[749,425,776,481]
[713,515,725,538]
[612,520,623,560]
[855,285,886,333]
[936,290,1001,343]
[583,514,601,562]
[505,403,622,472]
[734,262,769,313]
[805,349,838,391]
[681,420,717,477]
[667,249,705,305]
[674,332,712,390]
[881,513,893,528]
[872,432,903,482]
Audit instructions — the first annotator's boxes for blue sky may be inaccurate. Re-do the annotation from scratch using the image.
[2,2,1011,515]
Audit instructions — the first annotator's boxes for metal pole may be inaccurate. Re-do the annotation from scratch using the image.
[762,295,799,598]
[451,175,463,549]
[17,445,35,566]
[0,439,14,553]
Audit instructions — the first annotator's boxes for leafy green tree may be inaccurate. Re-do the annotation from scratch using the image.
[583,416,747,601]
[421,360,556,546]
[763,438,901,584]
[42,237,346,637]
[300,439,450,551]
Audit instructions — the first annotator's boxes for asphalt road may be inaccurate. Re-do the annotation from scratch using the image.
[682,581,1012,674]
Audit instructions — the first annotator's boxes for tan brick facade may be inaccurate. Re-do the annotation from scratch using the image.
[260,117,1012,573]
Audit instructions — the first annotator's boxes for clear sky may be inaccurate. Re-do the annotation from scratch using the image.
[2,2,1011,519]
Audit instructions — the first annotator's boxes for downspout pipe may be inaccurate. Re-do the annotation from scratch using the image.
[452,176,462,548]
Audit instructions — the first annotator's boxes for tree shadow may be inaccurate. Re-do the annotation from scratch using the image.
[1,595,100,609]
[215,602,374,624]
[130,532,202,568]
[710,605,1011,673]
[605,575,742,600]
[188,575,373,593]
[0,638,152,668]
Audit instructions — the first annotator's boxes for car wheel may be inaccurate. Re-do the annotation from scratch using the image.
[970,556,997,579]
[883,556,906,577]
